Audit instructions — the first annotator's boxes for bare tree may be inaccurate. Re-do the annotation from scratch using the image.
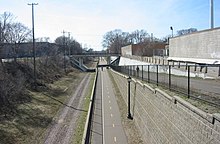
[177,28,197,36]
[55,36,82,54]
[0,12,31,43]
[36,37,50,42]
[4,22,32,43]
[102,29,130,53]
[0,12,15,43]
[130,29,149,44]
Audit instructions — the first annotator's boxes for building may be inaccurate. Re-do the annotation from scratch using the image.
[168,27,220,65]
[121,42,166,57]
[0,42,59,59]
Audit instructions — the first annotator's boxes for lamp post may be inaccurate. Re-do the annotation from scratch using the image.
[170,26,173,37]
[127,76,133,119]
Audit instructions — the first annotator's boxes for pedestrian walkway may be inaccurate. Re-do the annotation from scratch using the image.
[90,58,127,144]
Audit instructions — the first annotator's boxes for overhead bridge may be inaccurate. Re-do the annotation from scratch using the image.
[70,53,120,57]
[97,64,109,67]
[70,53,120,72]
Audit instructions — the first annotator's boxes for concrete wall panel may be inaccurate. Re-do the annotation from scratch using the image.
[169,27,220,59]
[111,70,220,144]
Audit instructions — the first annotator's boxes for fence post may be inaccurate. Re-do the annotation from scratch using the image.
[142,65,144,81]
[188,66,190,98]
[156,65,159,86]
[148,65,150,83]
[134,65,135,77]
[129,66,131,76]
[185,62,188,70]
[127,66,129,76]
[194,64,197,71]
[169,65,171,90]
[219,66,220,76]
[205,66,208,73]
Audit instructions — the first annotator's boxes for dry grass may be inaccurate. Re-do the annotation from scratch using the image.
[0,71,86,144]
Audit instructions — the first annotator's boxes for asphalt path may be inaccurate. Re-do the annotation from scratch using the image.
[91,58,127,144]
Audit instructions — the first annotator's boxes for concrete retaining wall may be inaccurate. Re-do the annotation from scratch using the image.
[169,27,220,59]
[123,55,169,65]
[111,69,220,144]
[121,45,132,56]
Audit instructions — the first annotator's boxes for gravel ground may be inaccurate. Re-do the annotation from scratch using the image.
[44,74,91,144]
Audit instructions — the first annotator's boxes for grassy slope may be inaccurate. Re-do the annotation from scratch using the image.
[0,71,87,144]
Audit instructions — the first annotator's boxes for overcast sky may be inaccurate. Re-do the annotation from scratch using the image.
[0,0,220,50]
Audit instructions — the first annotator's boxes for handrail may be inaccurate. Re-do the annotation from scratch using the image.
[82,68,98,144]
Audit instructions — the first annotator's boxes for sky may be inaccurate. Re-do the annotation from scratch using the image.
[0,0,220,50]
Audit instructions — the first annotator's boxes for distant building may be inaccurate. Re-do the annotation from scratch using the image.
[0,42,59,59]
[121,42,166,57]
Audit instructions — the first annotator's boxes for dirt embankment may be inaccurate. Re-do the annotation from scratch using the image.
[44,74,91,144]
[0,57,95,144]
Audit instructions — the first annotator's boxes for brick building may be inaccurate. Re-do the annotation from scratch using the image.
[121,42,166,57]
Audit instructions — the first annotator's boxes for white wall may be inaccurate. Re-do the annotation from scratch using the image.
[169,27,220,59]
[121,45,132,56]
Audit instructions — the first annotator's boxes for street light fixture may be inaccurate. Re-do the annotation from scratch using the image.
[127,76,133,119]
[170,26,173,37]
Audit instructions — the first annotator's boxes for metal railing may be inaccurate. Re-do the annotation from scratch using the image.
[111,64,220,107]
[82,69,98,144]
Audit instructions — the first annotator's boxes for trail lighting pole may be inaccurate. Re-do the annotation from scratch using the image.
[28,3,38,88]
[127,76,133,119]
[170,26,173,37]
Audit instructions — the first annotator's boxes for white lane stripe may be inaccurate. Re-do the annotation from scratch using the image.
[111,114,113,117]
[102,71,105,144]
[110,107,112,110]
[114,137,117,142]
[112,123,115,127]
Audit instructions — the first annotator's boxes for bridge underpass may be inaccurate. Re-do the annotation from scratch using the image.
[69,53,120,72]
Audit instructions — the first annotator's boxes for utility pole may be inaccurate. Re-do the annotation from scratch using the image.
[68,32,71,57]
[210,0,214,29]
[0,22,2,43]
[62,30,66,72]
[28,3,38,89]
